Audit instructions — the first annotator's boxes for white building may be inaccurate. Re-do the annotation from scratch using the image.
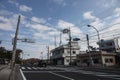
[50,41,80,66]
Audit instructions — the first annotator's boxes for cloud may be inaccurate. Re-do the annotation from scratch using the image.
[53,0,64,4]
[114,7,120,17]
[58,20,83,34]
[0,14,19,31]
[53,0,67,6]
[8,0,19,7]
[82,8,120,50]
[83,11,104,31]
[19,5,32,12]
[48,17,52,21]
[57,20,84,44]
[31,17,46,24]
[97,0,117,8]
[31,24,52,31]
[0,10,13,16]
[34,32,51,40]
[83,11,98,21]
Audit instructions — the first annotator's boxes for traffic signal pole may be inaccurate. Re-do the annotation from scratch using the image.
[86,34,94,66]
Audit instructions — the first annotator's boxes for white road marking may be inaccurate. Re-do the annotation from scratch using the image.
[97,74,120,80]
[32,67,37,70]
[20,69,27,80]
[37,67,41,69]
[97,74,120,77]
[23,71,66,73]
[114,78,120,80]
[27,67,32,70]
[21,67,25,70]
[21,66,120,80]
[49,71,75,80]
[75,70,120,80]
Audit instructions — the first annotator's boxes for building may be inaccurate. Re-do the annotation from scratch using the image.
[50,41,80,66]
[98,38,120,65]
[76,38,120,67]
[98,38,120,52]
[77,51,116,67]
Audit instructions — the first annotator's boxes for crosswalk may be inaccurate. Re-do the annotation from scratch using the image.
[20,66,120,80]
[21,66,64,71]
[56,68,120,80]
[72,69,120,80]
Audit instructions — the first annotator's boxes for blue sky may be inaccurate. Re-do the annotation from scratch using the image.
[0,0,120,59]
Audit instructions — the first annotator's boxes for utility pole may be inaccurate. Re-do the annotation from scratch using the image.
[59,32,62,46]
[69,27,72,65]
[46,46,49,60]
[54,35,57,48]
[0,40,2,44]
[46,45,50,63]
[62,28,72,65]
[86,34,94,66]
[40,52,43,60]
[11,15,21,70]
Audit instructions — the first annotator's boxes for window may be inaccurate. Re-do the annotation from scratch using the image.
[105,59,109,63]
[106,42,113,46]
[66,59,69,62]
[67,50,70,54]
[105,58,113,63]
[110,59,113,63]
[93,59,99,63]
[73,51,76,54]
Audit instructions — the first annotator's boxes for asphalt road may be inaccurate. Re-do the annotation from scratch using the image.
[20,66,120,80]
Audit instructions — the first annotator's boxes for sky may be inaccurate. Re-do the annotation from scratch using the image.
[0,0,120,59]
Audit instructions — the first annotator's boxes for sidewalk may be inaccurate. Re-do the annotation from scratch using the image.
[0,65,11,80]
[0,65,7,70]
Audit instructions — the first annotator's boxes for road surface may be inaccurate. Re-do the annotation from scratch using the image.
[20,66,120,80]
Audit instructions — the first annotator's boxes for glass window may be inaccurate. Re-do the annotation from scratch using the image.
[73,51,76,54]
[105,58,113,63]
[67,50,70,53]
[110,59,113,63]
[106,42,113,46]
[66,59,69,62]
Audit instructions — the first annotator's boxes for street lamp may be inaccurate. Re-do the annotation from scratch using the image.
[73,38,80,41]
[87,25,101,52]
[87,25,103,66]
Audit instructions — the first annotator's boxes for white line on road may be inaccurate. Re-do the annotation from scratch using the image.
[49,71,74,80]
[27,67,32,70]
[20,69,27,80]
[23,71,66,73]
[75,70,120,80]
[114,78,120,80]
[32,67,37,70]
[21,67,25,70]
[97,74,120,77]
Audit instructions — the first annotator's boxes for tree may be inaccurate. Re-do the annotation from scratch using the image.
[15,49,23,64]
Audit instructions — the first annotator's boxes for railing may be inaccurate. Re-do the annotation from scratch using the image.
[9,64,26,80]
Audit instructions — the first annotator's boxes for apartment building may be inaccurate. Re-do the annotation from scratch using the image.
[50,41,80,65]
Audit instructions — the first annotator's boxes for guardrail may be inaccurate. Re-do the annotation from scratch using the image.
[17,69,26,80]
[10,64,27,80]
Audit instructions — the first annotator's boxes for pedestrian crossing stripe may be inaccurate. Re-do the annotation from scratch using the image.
[21,67,59,70]
[21,67,26,70]
[97,74,120,77]
[27,67,32,70]
[32,67,37,70]
[21,66,120,80]
[74,70,120,80]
